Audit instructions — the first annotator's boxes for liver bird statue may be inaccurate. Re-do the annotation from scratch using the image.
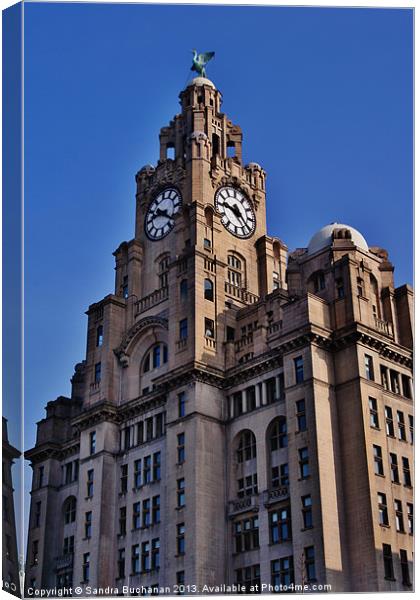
[191,50,215,78]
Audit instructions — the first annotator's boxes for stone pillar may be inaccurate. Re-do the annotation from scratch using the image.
[242,389,247,414]
[255,384,261,408]
[261,381,267,405]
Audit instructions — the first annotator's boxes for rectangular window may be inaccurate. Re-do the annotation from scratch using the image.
[226,326,235,342]
[390,453,400,483]
[304,546,316,582]
[177,433,185,464]
[120,464,128,493]
[117,549,125,579]
[302,495,313,529]
[141,541,150,572]
[380,365,389,390]
[234,516,259,553]
[299,447,310,479]
[266,377,277,404]
[134,460,142,489]
[402,375,412,399]
[119,507,126,536]
[390,370,401,395]
[296,399,307,431]
[394,499,404,532]
[82,553,90,582]
[397,411,406,441]
[400,549,411,587]
[179,319,188,340]
[294,356,304,384]
[178,392,186,418]
[152,495,160,524]
[336,278,344,298]
[408,415,413,444]
[373,445,384,476]
[365,355,374,381]
[86,469,94,497]
[146,417,153,441]
[385,406,395,437]
[236,565,261,594]
[177,523,185,555]
[233,392,243,417]
[142,498,151,528]
[177,478,185,508]
[155,413,164,438]
[153,452,161,481]
[96,325,103,347]
[122,276,129,299]
[237,473,258,498]
[144,456,152,484]
[369,397,379,428]
[383,544,394,580]
[402,457,411,487]
[89,431,96,455]
[246,386,256,411]
[84,511,92,539]
[176,571,185,595]
[151,539,160,571]
[204,318,215,338]
[271,557,294,588]
[133,501,141,530]
[378,492,389,526]
[94,362,101,383]
[64,462,72,485]
[407,503,413,535]
[132,544,140,574]
[137,421,144,445]
[269,507,291,544]
[272,464,289,489]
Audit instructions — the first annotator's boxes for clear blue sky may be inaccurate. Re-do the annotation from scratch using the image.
[23,3,412,452]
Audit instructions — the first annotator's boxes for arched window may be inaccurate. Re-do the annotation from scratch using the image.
[158,256,170,289]
[370,274,381,318]
[227,254,244,288]
[142,343,168,373]
[204,206,214,228]
[180,279,188,301]
[270,417,288,451]
[64,497,76,524]
[204,279,214,302]
[237,430,257,463]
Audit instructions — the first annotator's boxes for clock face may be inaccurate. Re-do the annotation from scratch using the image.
[145,188,182,240]
[215,187,256,238]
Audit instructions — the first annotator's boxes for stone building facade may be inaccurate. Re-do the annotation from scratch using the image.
[25,77,413,594]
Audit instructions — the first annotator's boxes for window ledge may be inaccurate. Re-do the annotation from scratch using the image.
[175,506,185,511]
[379,524,391,529]
[375,473,386,478]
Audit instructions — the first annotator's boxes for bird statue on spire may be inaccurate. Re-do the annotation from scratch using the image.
[191,50,215,78]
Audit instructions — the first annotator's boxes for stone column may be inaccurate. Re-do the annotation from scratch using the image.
[255,384,261,408]
[261,381,267,405]
[242,389,247,414]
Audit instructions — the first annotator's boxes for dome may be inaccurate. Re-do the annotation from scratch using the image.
[307,223,369,255]
[187,77,216,89]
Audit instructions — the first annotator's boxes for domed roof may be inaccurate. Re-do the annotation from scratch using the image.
[187,77,215,89]
[307,222,369,255]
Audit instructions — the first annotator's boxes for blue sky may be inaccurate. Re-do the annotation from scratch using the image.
[22,3,412,462]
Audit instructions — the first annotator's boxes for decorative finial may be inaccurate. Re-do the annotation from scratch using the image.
[191,50,215,78]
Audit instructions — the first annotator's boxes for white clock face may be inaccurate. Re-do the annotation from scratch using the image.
[215,187,256,238]
[145,188,182,240]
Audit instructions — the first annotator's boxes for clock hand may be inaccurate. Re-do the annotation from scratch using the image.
[155,207,171,218]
